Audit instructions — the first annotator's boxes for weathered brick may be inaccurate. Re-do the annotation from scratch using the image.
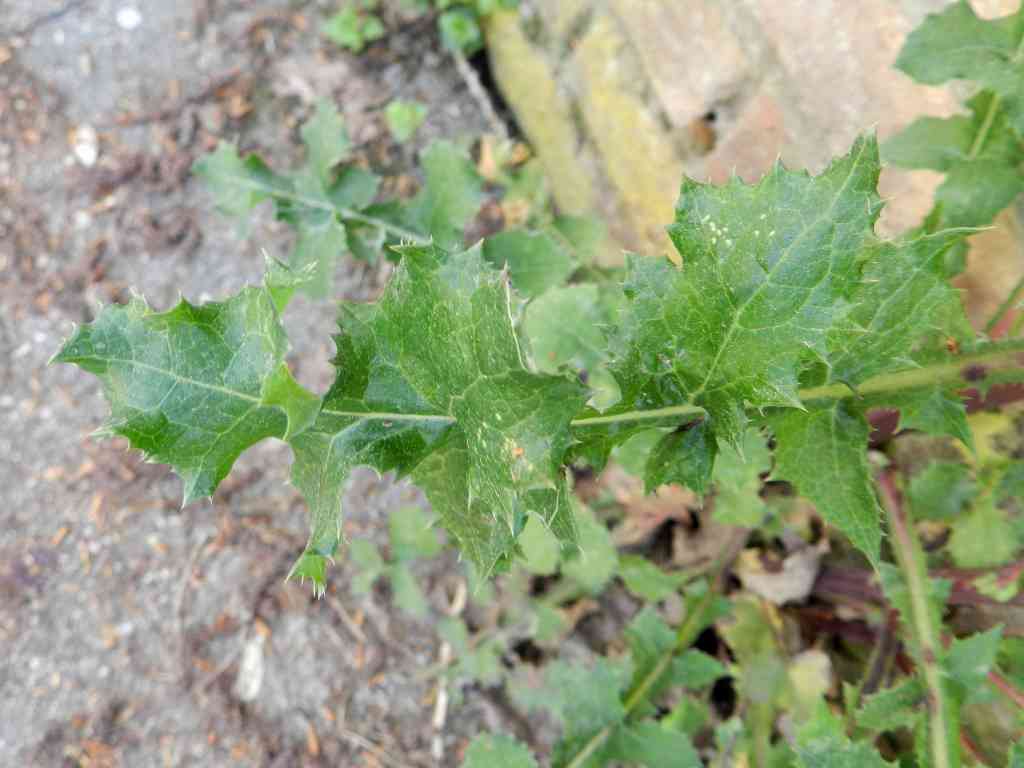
[700,86,787,185]
[573,12,684,257]
[484,11,596,217]
[613,0,753,128]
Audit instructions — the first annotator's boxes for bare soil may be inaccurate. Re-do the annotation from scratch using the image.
[0,1,512,765]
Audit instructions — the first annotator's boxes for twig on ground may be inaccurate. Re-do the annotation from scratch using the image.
[104,68,242,128]
[337,728,418,768]
[452,49,508,141]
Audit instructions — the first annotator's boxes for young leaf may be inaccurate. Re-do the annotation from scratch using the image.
[52,286,317,507]
[522,283,623,409]
[348,539,385,594]
[948,498,1018,568]
[384,99,427,144]
[323,6,385,52]
[288,244,588,590]
[389,504,442,561]
[193,101,389,295]
[460,734,538,768]
[389,562,429,617]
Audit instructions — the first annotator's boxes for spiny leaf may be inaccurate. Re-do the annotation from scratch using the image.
[610,135,882,449]
[288,243,588,590]
[52,285,317,507]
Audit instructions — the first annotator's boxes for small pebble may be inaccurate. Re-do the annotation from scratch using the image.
[116,7,142,31]
[72,124,99,167]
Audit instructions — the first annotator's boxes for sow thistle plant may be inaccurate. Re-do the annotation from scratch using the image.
[53,1,1024,765]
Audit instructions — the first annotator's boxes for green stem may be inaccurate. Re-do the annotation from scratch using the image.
[563,532,744,768]
[310,340,1024,427]
[984,273,1024,335]
[967,92,1002,160]
[569,340,1024,430]
[879,474,956,768]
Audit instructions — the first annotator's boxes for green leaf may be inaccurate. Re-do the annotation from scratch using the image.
[289,244,588,590]
[878,386,973,448]
[389,504,442,561]
[461,734,538,768]
[407,141,483,250]
[895,1,1024,135]
[1010,739,1024,768]
[438,617,504,685]
[672,648,727,690]
[795,705,896,767]
[855,678,925,732]
[711,427,771,526]
[618,555,688,602]
[826,232,970,386]
[946,625,1003,704]
[302,99,351,188]
[644,421,717,494]
[384,99,427,144]
[948,498,1018,568]
[518,512,560,575]
[193,142,281,219]
[52,286,316,507]
[612,135,882,448]
[323,6,386,52]
[534,658,631,768]
[605,720,701,768]
[908,461,977,521]
[768,401,882,565]
[389,562,428,617]
[193,103,393,295]
[561,504,618,593]
[439,8,483,53]
[348,539,385,594]
[482,229,576,298]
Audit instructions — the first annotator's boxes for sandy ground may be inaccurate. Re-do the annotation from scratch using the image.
[0,1,514,765]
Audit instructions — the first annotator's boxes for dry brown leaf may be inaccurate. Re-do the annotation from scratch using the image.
[735,542,828,605]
